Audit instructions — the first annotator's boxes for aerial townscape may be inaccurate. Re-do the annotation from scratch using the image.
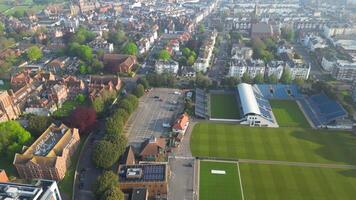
[0,0,356,200]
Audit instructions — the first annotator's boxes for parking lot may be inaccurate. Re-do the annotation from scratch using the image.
[125,88,184,146]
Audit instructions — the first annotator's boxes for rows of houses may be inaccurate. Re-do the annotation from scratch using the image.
[228,44,310,80]
[193,31,218,73]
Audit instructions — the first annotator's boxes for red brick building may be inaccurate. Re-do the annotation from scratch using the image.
[103,54,137,73]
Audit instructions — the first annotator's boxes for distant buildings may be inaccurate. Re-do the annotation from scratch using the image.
[103,54,137,73]
[139,137,166,161]
[0,179,62,200]
[250,22,274,39]
[193,31,217,72]
[118,163,169,199]
[14,124,80,181]
[155,60,179,74]
[88,75,121,101]
[0,91,21,123]
[331,60,356,81]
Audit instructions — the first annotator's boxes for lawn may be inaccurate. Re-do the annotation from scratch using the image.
[269,100,310,128]
[240,163,356,200]
[199,161,243,200]
[53,100,84,117]
[58,135,87,199]
[210,93,240,119]
[190,123,356,165]
[5,4,45,15]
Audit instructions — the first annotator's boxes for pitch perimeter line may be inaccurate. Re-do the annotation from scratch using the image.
[237,162,245,200]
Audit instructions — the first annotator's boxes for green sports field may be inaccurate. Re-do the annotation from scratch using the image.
[190,123,356,165]
[210,93,240,119]
[199,161,243,200]
[240,163,356,200]
[270,100,310,128]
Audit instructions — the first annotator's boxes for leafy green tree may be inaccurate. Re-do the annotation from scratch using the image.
[137,77,149,89]
[79,64,87,74]
[294,77,305,86]
[222,76,240,88]
[70,27,96,44]
[242,72,251,83]
[113,109,129,123]
[94,171,119,196]
[125,94,139,109]
[182,48,191,57]
[195,73,212,89]
[27,46,43,61]
[104,134,127,155]
[92,141,118,169]
[119,99,134,114]
[27,115,52,137]
[229,31,243,42]
[101,186,124,200]
[121,42,137,55]
[157,49,171,61]
[13,10,25,18]
[281,27,295,42]
[281,68,292,84]
[187,55,196,66]
[267,74,278,84]
[91,59,104,73]
[108,30,127,45]
[75,94,86,104]
[92,97,105,113]
[254,73,264,84]
[0,121,32,158]
[105,116,124,136]
[133,84,144,98]
[198,24,206,33]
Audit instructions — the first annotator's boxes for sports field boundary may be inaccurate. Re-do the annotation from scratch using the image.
[197,157,356,169]
[237,162,245,200]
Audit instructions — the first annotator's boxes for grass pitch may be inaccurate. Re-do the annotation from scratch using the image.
[210,93,240,119]
[240,163,356,200]
[190,123,356,165]
[199,161,243,200]
[270,100,310,128]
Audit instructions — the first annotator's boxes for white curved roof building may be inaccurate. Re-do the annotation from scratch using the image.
[237,83,278,127]
[238,83,261,116]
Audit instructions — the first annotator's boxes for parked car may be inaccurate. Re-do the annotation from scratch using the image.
[162,123,171,128]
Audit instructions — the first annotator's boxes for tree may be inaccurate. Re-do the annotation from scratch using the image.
[133,84,144,97]
[222,76,240,88]
[105,116,124,136]
[121,42,137,55]
[69,106,97,134]
[108,30,127,45]
[198,24,206,33]
[182,48,191,57]
[119,99,134,114]
[281,27,295,42]
[104,134,127,155]
[187,55,196,66]
[113,109,129,123]
[27,46,42,61]
[242,72,251,83]
[92,141,118,168]
[281,68,292,84]
[79,64,87,74]
[27,115,52,137]
[125,94,139,109]
[137,77,149,89]
[0,121,32,158]
[91,97,105,113]
[294,77,305,86]
[75,94,86,104]
[157,49,171,61]
[195,73,212,89]
[229,31,243,42]
[101,186,124,200]
[267,74,278,84]
[254,73,264,84]
[94,171,119,196]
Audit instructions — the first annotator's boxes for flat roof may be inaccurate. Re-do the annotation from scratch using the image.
[119,164,167,183]
[0,180,58,200]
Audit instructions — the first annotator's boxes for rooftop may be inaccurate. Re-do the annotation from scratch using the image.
[119,163,167,183]
[0,180,60,200]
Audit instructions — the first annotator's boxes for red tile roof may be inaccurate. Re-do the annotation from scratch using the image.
[173,113,189,130]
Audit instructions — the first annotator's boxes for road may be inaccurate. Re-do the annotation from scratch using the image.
[209,36,229,82]
[293,43,326,80]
